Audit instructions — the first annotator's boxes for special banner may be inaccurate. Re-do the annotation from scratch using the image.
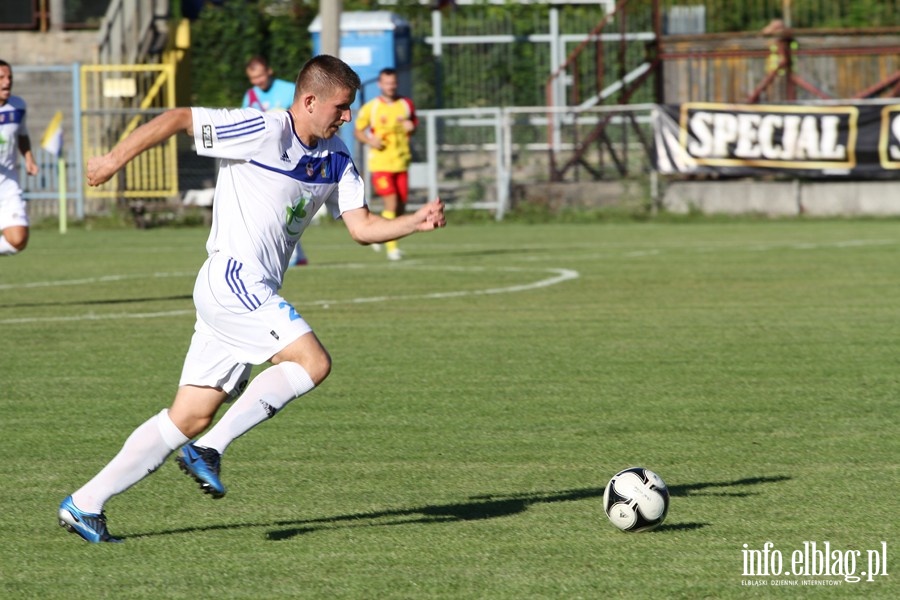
[654,102,900,179]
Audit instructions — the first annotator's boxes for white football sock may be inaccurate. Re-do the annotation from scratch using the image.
[0,236,18,255]
[70,409,188,514]
[196,362,315,455]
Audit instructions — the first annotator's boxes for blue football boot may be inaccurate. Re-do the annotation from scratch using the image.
[58,496,122,543]
[176,442,226,499]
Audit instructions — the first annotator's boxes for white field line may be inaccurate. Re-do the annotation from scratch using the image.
[0,271,195,291]
[2,236,893,324]
[0,266,580,325]
[509,238,897,263]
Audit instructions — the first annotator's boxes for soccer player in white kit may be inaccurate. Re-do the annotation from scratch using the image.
[58,55,446,543]
[0,60,39,257]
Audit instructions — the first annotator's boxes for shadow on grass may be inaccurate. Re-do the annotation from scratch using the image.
[668,475,791,498]
[0,294,192,309]
[128,475,788,541]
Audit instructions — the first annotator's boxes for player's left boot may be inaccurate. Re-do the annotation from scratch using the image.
[58,496,122,543]
[176,442,226,499]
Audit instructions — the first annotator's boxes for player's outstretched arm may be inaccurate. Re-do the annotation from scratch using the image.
[17,135,38,175]
[87,108,193,186]
[342,198,445,245]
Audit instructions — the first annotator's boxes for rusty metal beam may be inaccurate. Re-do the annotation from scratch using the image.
[853,70,900,99]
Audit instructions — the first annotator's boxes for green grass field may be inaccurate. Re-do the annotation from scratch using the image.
[1,219,897,599]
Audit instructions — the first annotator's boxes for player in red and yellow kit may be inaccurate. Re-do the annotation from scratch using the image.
[354,68,418,260]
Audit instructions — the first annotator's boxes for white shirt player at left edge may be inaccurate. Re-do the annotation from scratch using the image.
[0,60,39,256]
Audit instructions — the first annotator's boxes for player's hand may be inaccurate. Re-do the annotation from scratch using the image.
[25,158,38,176]
[416,198,446,231]
[86,155,118,186]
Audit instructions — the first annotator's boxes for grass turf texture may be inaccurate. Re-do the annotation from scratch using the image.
[0,219,897,599]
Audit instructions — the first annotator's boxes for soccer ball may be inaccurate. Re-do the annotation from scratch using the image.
[603,467,670,532]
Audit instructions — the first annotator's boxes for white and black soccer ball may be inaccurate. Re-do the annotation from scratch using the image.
[603,467,670,532]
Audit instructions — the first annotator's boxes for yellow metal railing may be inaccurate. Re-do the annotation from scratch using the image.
[81,63,179,201]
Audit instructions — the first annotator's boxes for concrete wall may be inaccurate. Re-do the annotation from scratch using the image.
[662,180,900,217]
[1,31,98,65]
[511,178,900,218]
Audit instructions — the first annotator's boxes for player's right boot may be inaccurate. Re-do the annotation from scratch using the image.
[58,496,122,543]
[176,442,226,499]
[387,248,404,261]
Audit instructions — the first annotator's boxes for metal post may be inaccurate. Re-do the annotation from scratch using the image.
[49,0,66,32]
[503,108,512,217]
[320,0,342,57]
[426,111,438,202]
[431,8,444,109]
[73,62,85,219]
[494,108,507,220]
[549,7,563,152]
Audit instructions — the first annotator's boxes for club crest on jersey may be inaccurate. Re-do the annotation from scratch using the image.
[306,162,315,178]
[285,193,312,234]
[320,158,330,178]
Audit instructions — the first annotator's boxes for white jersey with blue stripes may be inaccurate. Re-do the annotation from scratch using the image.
[191,107,365,289]
[0,96,29,192]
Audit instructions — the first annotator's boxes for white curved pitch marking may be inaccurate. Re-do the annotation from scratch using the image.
[0,267,580,324]
[311,267,579,306]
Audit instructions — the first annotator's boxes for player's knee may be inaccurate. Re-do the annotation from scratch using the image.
[273,333,332,384]
[304,348,332,385]
[273,349,331,385]
[169,409,214,438]
[183,416,214,438]
[2,228,28,250]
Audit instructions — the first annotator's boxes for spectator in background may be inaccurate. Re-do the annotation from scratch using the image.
[354,68,418,261]
[243,55,308,266]
[243,55,296,112]
[0,60,39,257]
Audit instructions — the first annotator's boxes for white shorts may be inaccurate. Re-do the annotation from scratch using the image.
[0,180,28,229]
[178,253,313,397]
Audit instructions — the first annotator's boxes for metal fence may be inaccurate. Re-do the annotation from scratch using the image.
[80,63,179,204]
[400,104,655,219]
[16,64,85,222]
[16,75,653,224]
[657,0,900,32]
[16,63,179,224]
[401,0,900,110]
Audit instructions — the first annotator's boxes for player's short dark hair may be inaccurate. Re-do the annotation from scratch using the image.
[379,68,397,78]
[245,55,269,70]
[296,55,361,98]
[0,60,11,70]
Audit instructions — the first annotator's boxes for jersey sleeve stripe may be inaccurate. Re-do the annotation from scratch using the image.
[216,116,264,132]
[217,124,266,140]
[215,117,266,139]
